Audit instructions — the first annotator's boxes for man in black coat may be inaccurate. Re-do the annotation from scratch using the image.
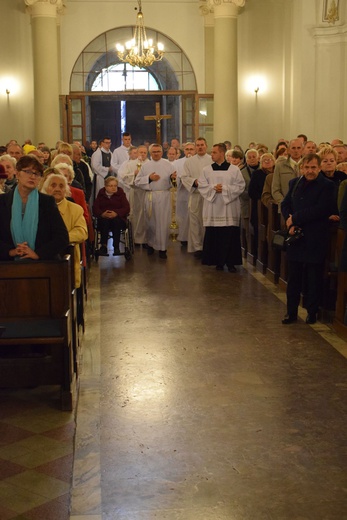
[281,153,335,324]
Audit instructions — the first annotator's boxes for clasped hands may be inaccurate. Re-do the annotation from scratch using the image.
[10,241,39,260]
[102,210,117,219]
[214,183,223,193]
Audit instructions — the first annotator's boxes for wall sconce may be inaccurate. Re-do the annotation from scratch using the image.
[246,75,267,96]
[6,89,10,96]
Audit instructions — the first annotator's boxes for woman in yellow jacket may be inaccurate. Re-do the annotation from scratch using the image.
[41,173,88,288]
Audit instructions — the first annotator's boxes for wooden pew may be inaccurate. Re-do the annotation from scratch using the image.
[266,202,281,284]
[0,256,75,410]
[256,200,268,274]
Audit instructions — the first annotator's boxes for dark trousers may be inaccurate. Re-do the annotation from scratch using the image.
[286,260,324,317]
[98,217,126,248]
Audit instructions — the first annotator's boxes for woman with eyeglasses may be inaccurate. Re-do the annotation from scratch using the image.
[0,155,69,261]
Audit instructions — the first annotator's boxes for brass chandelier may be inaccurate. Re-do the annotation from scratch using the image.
[116,0,164,69]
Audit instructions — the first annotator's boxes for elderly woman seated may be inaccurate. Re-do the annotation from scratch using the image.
[41,173,88,288]
[93,176,130,256]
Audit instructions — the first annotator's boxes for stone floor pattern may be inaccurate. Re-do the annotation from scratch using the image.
[1,242,347,520]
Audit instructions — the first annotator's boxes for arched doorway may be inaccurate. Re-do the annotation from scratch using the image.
[62,26,207,148]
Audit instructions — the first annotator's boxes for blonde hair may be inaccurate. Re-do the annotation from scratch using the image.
[318,145,338,161]
[53,162,75,183]
[56,142,73,157]
[0,154,16,167]
[105,176,118,186]
[51,154,73,167]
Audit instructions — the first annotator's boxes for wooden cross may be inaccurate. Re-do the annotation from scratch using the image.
[144,102,172,144]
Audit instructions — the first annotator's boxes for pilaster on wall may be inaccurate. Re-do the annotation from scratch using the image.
[311,21,347,141]
[200,0,246,144]
[25,0,65,146]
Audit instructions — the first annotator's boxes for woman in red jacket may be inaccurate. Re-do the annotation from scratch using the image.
[93,176,130,255]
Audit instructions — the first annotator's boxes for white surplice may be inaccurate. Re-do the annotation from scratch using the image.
[119,158,149,244]
[181,153,212,252]
[173,156,189,242]
[198,163,245,226]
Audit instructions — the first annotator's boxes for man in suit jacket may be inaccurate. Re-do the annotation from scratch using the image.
[281,153,335,325]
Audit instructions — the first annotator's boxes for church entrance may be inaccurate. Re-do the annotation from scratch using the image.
[88,94,180,148]
[62,92,213,149]
[62,26,213,148]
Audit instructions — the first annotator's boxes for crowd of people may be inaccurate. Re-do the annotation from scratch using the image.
[1,133,347,324]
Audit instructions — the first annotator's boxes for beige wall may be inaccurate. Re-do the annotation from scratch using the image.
[0,0,346,149]
[59,0,206,95]
[0,0,34,146]
[237,0,347,150]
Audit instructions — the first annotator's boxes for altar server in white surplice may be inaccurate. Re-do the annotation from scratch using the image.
[199,143,245,273]
[111,132,132,176]
[119,145,149,247]
[181,137,212,258]
[135,144,176,259]
[117,146,139,200]
[91,137,117,198]
[174,142,196,247]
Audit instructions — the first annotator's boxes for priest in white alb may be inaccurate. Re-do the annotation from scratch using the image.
[181,137,212,258]
[198,143,245,272]
[135,144,176,259]
[119,145,149,247]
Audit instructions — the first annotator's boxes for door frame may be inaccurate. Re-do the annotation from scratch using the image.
[61,91,214,146]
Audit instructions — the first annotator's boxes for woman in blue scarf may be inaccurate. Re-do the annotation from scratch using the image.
[0,155,69,261]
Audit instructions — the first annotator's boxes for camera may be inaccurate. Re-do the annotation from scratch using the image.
[285,227,304,246]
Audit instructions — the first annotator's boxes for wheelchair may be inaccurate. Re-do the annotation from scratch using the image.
[92,217,134,262]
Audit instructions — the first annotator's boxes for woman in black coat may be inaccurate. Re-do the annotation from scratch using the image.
[281,154,335,325]
[0,156,69,261]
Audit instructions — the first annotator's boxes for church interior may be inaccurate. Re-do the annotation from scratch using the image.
[1,0,347,519]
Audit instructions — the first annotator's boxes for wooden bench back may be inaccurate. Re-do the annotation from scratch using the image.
[0,257,71,320]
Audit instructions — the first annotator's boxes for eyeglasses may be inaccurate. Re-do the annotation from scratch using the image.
[21,169,41,178]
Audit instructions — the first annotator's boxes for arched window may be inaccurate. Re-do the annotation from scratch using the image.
[91,63,160,92]
[70,26,197,92]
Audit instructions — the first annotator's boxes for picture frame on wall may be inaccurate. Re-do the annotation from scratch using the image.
[323,0,339,23]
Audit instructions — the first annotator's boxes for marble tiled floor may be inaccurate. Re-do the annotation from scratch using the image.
[1,242,347,519]
[0,386,74,520]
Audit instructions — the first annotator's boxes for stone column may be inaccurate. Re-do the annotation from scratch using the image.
[201,0,245,144]
[25,0,64,147]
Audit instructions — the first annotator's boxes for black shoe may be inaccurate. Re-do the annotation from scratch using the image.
[134,243,141,247]
[194,250,203,259]
[147,246,154,256]
[159,250,167,259]
[181,241,188,247]
[228,265,237,273]
[282,314,297,325]
[142,243,149,249]
[113,248,121,256]
[216,265,224,271]
[306,314,317,324]
[98,245,108,256]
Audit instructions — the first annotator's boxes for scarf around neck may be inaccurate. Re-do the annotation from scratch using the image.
[10,187,39,251]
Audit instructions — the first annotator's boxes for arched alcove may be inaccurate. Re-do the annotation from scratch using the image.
[70,26,197,93]
[68,27,197,146]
